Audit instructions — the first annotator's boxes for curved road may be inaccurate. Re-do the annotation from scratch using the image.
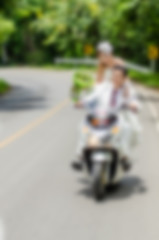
[0,68,159,240]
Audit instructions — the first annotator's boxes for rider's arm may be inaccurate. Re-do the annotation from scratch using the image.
[79,82,106,108]
[75,87,99,108]
[114,58,125,67]
[81,88,100,107]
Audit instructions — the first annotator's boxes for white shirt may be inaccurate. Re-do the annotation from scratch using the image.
[81,82,140,119]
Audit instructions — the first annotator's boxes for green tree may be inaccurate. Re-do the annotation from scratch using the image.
[0,0,158,66]
[0,15,15,62]
[31,0,101,57]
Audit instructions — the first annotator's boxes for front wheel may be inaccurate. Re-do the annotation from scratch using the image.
[92,163,106,201]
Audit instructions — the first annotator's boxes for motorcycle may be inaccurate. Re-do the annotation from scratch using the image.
[80,111,128,200]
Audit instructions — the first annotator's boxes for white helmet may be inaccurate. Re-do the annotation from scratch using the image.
[97,41,113,55]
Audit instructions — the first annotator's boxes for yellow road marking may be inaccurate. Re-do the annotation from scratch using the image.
[0,99,69,149]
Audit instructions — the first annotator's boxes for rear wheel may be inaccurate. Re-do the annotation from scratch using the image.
[92,163,106,201]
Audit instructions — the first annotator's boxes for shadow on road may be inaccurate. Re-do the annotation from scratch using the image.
[77,176,147,202]
[0,85,47,111]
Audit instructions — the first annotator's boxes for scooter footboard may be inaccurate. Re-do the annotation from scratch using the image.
[83,147,119,179]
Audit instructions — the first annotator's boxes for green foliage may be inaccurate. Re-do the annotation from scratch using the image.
[0,79,11,94]
[31,0,101,57]
[25,49,48,64]
[129,70,159,88]
[0,15,15,45]
[0,0,158,66]
[73,71,94,88]
[71,71,94,102]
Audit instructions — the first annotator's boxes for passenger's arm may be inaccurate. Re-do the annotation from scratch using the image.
[96,65,105,83]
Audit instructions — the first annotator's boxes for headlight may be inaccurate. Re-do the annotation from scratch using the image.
[92,152,111,162]
[88,136,99,147]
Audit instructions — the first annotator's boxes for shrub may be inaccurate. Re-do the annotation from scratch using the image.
[129,70,159,88]
[0,79,10,94]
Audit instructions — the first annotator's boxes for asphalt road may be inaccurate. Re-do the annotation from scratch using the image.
[0,68,159,240]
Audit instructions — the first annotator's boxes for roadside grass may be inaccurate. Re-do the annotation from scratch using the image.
[0,79,11,95]
[129,70,159,88]
[42,63,96,70]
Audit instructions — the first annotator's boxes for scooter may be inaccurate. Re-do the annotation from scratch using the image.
[81,111,128,200]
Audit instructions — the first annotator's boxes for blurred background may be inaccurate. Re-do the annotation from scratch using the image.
[0,1,159,240]
[0,0,159,65]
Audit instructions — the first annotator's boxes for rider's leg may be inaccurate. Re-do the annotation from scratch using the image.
[120,112,141,156]
[120,123,132,158]
[119,117,133,171]
[72,120,88,170]
[128,112,141,147]
[76,120,89,158]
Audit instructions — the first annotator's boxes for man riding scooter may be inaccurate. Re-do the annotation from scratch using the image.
[72,65,141,171]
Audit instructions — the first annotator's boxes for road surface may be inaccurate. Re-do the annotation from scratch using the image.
[0,68,159,240]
